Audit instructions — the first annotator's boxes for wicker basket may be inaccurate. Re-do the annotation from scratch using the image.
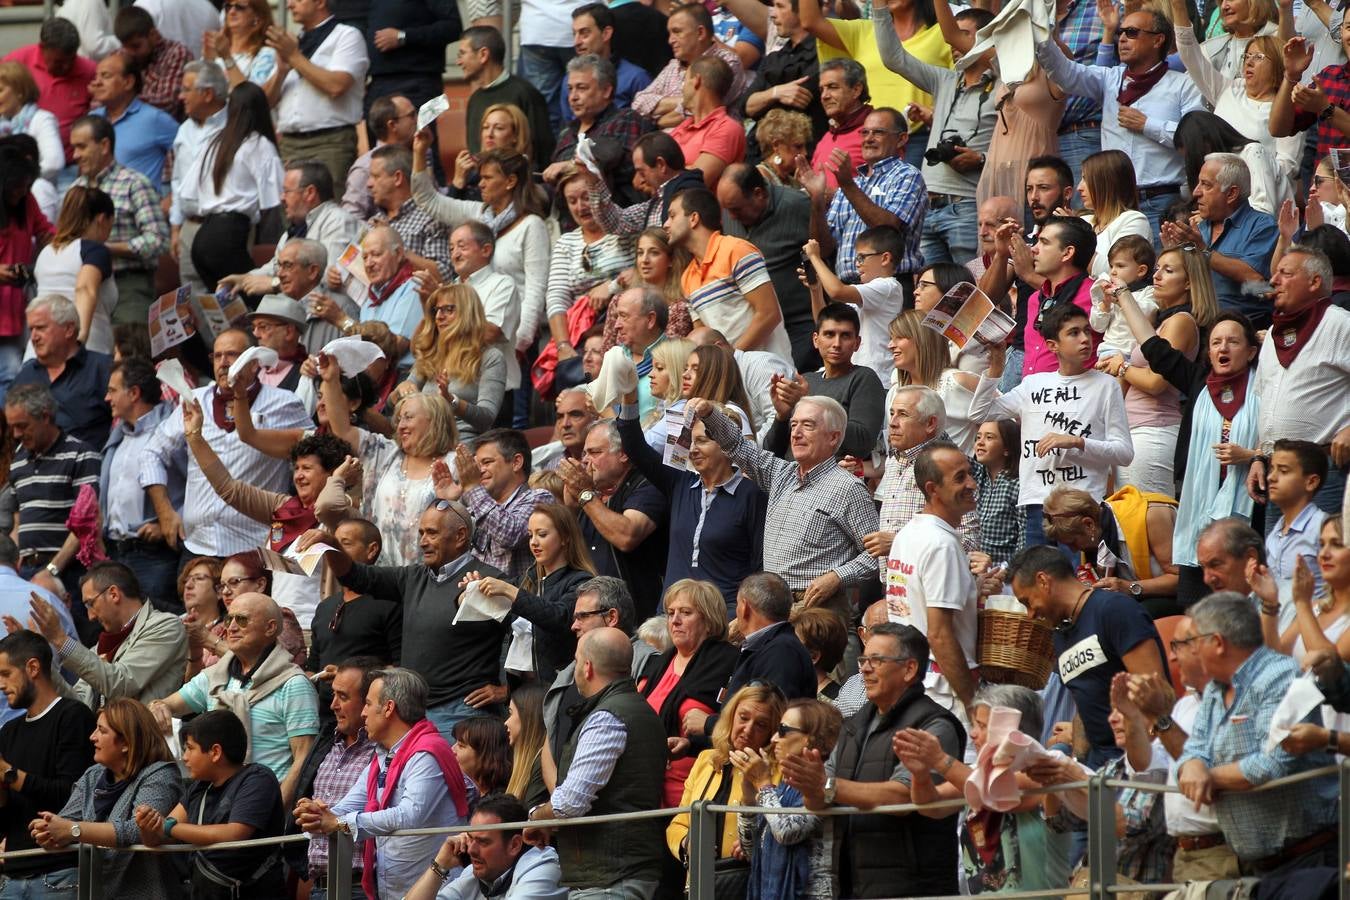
[978,608,1055,690]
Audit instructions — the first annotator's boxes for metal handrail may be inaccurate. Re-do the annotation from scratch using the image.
[0,762,1340,900]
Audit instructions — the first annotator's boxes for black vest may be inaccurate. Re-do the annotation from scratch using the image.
[834,683,967,898]
[555,677,667,889]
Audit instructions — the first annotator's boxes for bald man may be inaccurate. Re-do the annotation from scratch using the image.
[150,591,319,805]
[833,599,891,717]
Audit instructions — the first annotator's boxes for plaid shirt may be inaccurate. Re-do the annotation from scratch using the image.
[588,178,663,236]
[1292,63,1350,164]
[826,156,927,280]
[973,459,1023,565]
[307,728,376,878]
[76,163,169,272]
[876,434,980,578]
[375,197,451,280]
[631,44,749,119]
[705,407,878,590]
[1177,646,1339,862]
[141,39,192,118]
[553,104,649,164]
[1057,0,1105,128]
[462,483,558,581]
[1099,754,1174,884]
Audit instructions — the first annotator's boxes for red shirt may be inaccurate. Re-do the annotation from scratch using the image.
[1022,274,1101,376]
[3,45,95,163]
[810,103,871,190]
[670,105,746,169]
[0,195,54,336]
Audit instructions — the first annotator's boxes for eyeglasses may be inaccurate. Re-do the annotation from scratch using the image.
[1314,175,1332,186]
[854,251,885,267]
[915,278,938,289]
[223,612,250,627]
[581,245,594,272]
[1241,52,1269,62]
[185,573,215,585]
[1169,633,1216,653]
[1118,26,1162,38]
[82,586,110,610]
[858,128,901,137]
[224,2,251,11]
[433,304,456,317]
[572,607,612,622]
[215,576,259,593]
[776,722,806,738]
[857,654,909,671]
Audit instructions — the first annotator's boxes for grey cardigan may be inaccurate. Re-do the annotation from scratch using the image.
[58,760,183,899]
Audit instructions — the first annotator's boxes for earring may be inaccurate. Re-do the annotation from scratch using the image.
[772,154,783,166]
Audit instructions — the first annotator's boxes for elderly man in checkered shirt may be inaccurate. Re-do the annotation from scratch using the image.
[688,393,877,626]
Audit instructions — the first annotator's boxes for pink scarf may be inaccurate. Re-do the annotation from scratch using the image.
[361,719,467,899]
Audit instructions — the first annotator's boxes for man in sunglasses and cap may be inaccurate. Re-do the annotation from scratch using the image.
[297,497,510,742]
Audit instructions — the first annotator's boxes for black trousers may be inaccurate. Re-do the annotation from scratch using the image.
[191,212,255,292]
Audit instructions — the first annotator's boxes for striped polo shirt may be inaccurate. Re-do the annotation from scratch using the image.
[680,232,795,360]
[12,431,101,557]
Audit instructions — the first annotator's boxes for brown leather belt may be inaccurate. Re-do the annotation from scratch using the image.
[1252,827,1334,870]
[1175,833,1226,851]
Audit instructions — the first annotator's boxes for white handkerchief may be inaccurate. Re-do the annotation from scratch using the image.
[587,346,639,411]
[155,359,195,403]
[321,335,385,377]
[453,580,512,624]
[417,94,450,131]
[505,618,535,673]
[1265,674,1326,752]
[228,346,278,386]
[1089,275,1114,310]
[574,134,605,180]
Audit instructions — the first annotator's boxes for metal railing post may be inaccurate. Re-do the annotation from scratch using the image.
[502,0,514,74]
[327,830,355,900]
[687,799,715,900]
[76,841,102,900]
[1086,771,1117,900]
[1340,757,1350,900]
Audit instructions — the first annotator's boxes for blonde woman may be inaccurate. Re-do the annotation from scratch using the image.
[887,309,979,453]
[400,283,506,439]
[202,0,280,91]
[317,356,458,566]
[753,108,812,190]
[643,337,695,430]
[505,683,549,808]
[0,62,62,182]
[1078,150,1151,277]
[449,103,533,198]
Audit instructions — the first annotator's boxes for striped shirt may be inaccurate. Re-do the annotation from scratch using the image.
[545,230,635,320]
[680,232,794,360]
[141,385,312,557]
[12,432,100,556]
[705,407,878,590]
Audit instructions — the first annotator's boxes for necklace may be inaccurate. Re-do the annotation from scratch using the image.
[1057,586,1092,632]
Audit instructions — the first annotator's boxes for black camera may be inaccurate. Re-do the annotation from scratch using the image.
[924,133,967,167]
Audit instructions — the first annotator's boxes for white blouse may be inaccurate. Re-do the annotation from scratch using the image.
[181,132,285,222]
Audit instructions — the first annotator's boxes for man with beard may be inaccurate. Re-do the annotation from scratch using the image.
[0,630,96,895]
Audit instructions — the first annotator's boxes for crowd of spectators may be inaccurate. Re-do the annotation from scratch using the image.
[0,0,1348,897]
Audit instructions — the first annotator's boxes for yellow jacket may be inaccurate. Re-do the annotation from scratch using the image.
[665,749,747,860]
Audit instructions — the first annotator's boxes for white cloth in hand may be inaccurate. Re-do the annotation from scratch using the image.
[228,346,279,386]
[587,345,639,411]
[322,335,385,377]
[1265,674,1326,753]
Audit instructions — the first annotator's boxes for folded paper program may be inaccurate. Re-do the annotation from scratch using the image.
[587,345,639,411]
[1264,674,1325,753]
[453,580,513,625]
[964,705,1072,813]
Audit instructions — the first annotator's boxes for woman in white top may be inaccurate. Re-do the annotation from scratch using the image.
[318,355,459,567]
[202,0,282,94]
[0,63,64,184]
[1174,109,1288,217]
[182,82,285,290]
[1174,0,1299,207]
[1199,0,1279,77]
[1077,150,1151,278]
[411,129,552,355]
[887,309,980,454]
[33,186,117,354]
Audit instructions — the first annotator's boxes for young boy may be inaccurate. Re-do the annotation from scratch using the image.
[968,303,1134,548]
[136,709,287,899]
[1091,234,1158,360]
[803,224,907,384]
[1264,438,1329,618]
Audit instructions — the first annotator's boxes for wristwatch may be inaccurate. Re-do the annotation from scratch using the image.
[1328,728,1341,752]
[270,276,281,293]
[1129,581,1143,598]
[577,490,597,507]
[397,29,408,46]
[1319,104,1339,122]
[822,776,837,805]
[163,816,177,838]
[1149,714,1173,737]
[69,823,82,842]
[45,562,60,578]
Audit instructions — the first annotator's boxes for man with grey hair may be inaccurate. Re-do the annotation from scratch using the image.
[296,665,468,900]
[690,394,879,613]
[533,388,598,472]
[5,382,100,626]
[1162,151,1277,328]
[542,576,655,767]
[361,143,450,279]
[563,419,668,620]
[271,238,358,356]
[870,385,979,567]
[169,60,228,296]
[1193,517,1264,600]
[12,294,112,447]
[545,52,651,206]
[1176,591,1339,875]
[610,286,670,420]
[150,592,319,803]
[222,159,363,297]
[807,59,870,188]
[1249,244,1350,515]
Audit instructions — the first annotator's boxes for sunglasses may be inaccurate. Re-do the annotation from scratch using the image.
[573,607,612,622]
[746,679,787,701]
[776,722,806,738]
[428,498,473,533]
[1118,26,1161,38]
[433,304,457,317]
[223,613,250,627]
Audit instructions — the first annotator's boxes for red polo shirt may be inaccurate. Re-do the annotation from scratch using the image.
[810,103,871,190]
[3,44,95,163]
[670,105,746,169]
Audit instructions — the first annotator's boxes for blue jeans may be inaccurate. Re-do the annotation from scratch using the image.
[1314,461,1347,516]
[0,867,78,900]
[904,126,930,171]
[570,878,659,900]
[919,197,979,266]
[1056,126,1101,204]
[426,697,504,743]
[110,539,183,614]
[999,347,1025,393]
[518,45,574,134]
[0,336,24,406]
[1138,189,1183,248]
[1024,503,1049,549]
